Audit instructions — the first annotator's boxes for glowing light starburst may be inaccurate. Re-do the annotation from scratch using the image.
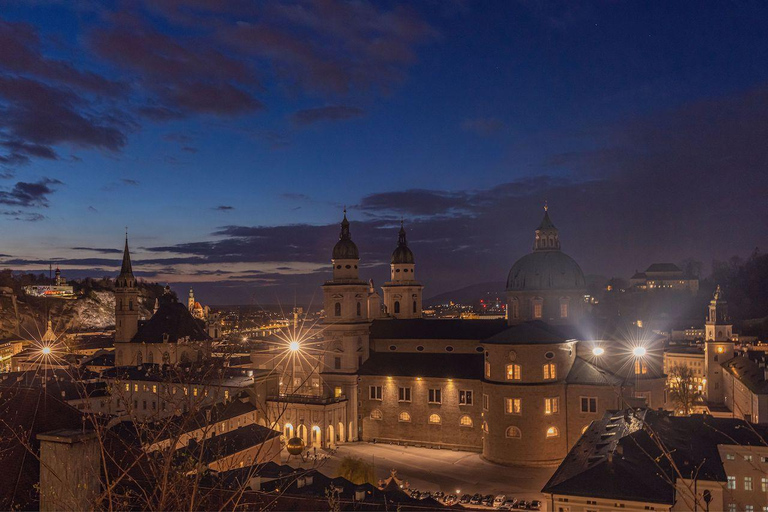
[632,346,647,357]
[592,347,605,356]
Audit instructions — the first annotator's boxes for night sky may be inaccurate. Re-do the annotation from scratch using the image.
[1,1,767,305]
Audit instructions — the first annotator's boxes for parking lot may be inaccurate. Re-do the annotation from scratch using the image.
[285,442,555,510]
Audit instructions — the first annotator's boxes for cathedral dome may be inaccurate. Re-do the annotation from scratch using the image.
[506,250,585,291]
[332,212,359,260]
[391,222,414,264]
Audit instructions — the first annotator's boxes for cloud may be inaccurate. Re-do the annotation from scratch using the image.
[281,193,311,201]
[462,117,505,136]
[292,106,365,125]
[213,205,235,211]
[0,178,62,208]
[121,178,140,186]
[71,247,123,254]
[0,210,46,222]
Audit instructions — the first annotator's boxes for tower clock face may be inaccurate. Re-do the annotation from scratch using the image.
[508,350,517,361]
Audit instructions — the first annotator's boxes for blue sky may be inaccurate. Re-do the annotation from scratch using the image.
[1,1,767,304]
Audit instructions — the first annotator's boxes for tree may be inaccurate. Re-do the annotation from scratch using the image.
[337,456,374,485]
[667,364,702,415]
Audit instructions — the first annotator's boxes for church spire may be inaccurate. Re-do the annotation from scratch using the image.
[398,219,407,247]
[533,204,560,251]
[339,208,351,241]
[120,232,134,278]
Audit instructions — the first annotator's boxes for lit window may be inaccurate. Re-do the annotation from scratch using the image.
[428,388,442,404]
[533,302,543,319]
[459,415,473,427]
[505,397,521,414]
[506,364,521,381]
[545,397,559,415]
[727,476,736,490]
[459,390,473,405]
[398,387,411,402]
[745,476,753,491]
[560,302,568,318]
[546,426,559,438]
[428,413,441,424]
[370,409,382,420]
[152,385,157,393]
[762,477,768,492]
[133,384,138,392]
[543,363,556,380]
[485,361,491,378]
[483,394,489,411]
[124,383,129,391]
[193,387,198,397]
[398,411,411,422]
[334,386,342,398]
[505,426,521,439]
[634,360,648,375]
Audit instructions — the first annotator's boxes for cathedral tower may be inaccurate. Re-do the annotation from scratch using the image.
[382,221,423,318]
[704,285,735,404]
[115,235,139,347]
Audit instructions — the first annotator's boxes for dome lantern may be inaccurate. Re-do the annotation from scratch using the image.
[391,220,414,264]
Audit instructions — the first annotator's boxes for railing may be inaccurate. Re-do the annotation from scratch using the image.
[267,393,347,405]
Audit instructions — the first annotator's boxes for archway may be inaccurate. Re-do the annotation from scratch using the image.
[337,422,344,444]
[311,426,322,448]
[326,425,335,448]
[297,424,308,445]
[284,423,294,439]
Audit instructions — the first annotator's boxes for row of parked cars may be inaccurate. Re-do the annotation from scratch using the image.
[407,489,541,510]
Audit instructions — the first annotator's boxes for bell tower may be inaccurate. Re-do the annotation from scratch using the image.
[533,203,560,251]
[115,234,139,351]
[704,285,735,404]
[382,221,423,318]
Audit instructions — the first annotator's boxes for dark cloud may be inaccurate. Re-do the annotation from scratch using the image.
[181,146,198,153]
[292,106,365,125]
[462,117,505,136]
[281,193,311,201]
[213,205,235,211]
[0,210,46,222]
[137,106,184,121]
[121,178,140,186]
[0,178,62,208]
[71,247,124,254]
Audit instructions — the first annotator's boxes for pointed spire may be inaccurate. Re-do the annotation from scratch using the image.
[713,284,723,300]
[339,208,351,240]
[120,233,134,277]
[534,205,560,251]
[398,219,407,247]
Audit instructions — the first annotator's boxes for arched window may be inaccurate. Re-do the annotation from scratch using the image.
[356,302,362,316]
[482,421,489,433]
[413,301,417,313]
[370,409,383,420]
[459,415,473,427]
[136,351,143,366]
[560,301,569,318]
[147,351,154,364]
[334,302,341,317]
[398,411,411,422]
[506,364,521,381]
[546,426,559,438]
[532,298,543,319]
[394,301,400,314]
[505,426,522,439]
[543,363,557,380]
[428,413,441,424]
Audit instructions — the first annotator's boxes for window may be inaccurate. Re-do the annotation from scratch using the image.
[459,390,473,405]
[428,413,441,424]
[744,476,753,491]
[533,301,543,319]
[412,301,417,313]
[485,361,491,378]
[560,302,568,318]
[543,363,557,380]
[506,364,521,380]
[483,393,489,411]
[428,388,442,404]
[546,426,559,438]
[726,453,735,460]
[398,411,411,422]
[356,302,361,316]
[745,507,753,512]
[505,426,522,438]
[394,301,400,314]
[334,302,341,316]
[398,387,411,402]
[580,397,597,413]
[459,415,473,427]
[124,383,129,391]
[334,357,342,370]
[762,477,768,492]
[727,476,736,490]
[506,398,522,414]
[545,397,559,415]
[744,454,753,461]
[369,386,382,400]
[334,386,342,398]
[728,505,736,512]
[634,360,648,375]
[370,409,383,420]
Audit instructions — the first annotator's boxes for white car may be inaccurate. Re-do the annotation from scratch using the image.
[493,495,507,507]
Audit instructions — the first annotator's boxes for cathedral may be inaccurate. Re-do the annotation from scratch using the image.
[254,207,667,466]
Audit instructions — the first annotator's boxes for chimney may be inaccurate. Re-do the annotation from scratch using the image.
[37,429,100,512]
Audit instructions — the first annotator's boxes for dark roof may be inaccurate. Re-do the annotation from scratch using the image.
[83,352,115,367]
[537,209,557,231]
[506,250,585,291]
[359,352,483,380]
[175,423,280,465]
[630,271,646,279]
[566,357,623,386]
[391,223,414,264]
[131,301,210,343]
[101,363,265,386]
[665,345,705,355]
[722,356,768,394]
[483,321,572,345]
[645,263,681,273]
[0,386,86,510]
[370,318,508,341]
[543,409,768,504]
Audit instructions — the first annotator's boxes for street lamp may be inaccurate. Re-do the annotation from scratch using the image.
[632,346,647,357]
[592,347,605,356]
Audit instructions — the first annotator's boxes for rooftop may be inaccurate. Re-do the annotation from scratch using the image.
[359,352,483,380]
[370,318,508,341]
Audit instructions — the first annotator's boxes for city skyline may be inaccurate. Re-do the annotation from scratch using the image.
[1,2,768,303]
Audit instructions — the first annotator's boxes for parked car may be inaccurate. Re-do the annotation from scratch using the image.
[529,500,542,510]
[460,494,472,504]
[514,500,529,509]
[421,491,432,500]
[470,493,483,504]
[493,495,507,507]
[500,498,518,509]
[433,490,445,499]
[444,494,457,505]
[481,494,495,506]
[410,491,420,499]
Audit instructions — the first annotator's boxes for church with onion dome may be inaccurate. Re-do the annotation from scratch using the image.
[278,205,667,467]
